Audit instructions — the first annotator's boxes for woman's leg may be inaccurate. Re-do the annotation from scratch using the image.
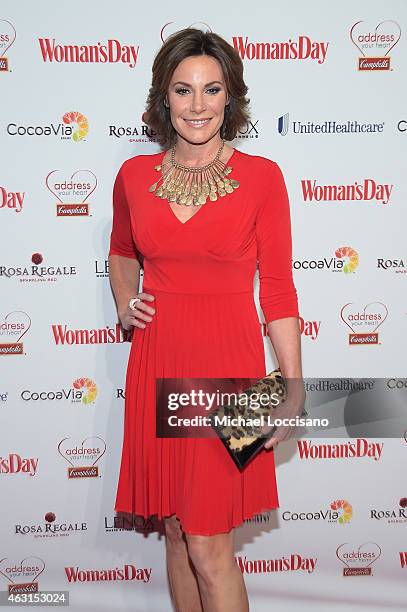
[164,515,204,612]
[185,529,249,612]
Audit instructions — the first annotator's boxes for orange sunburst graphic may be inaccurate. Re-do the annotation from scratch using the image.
[62,111,89,141]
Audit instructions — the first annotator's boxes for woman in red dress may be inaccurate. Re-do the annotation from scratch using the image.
[108,28,303,612]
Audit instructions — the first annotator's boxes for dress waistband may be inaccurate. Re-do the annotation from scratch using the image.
[141,285,253,297]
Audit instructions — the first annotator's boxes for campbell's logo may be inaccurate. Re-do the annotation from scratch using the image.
[64,563,152,583]
[0,453,38,476]
[0,253,77,282]
[370,498,407,524]
[21,378,98,404]
[38,38,139,68]
[400,552,407,568]
[336,542,381,576]
[58,436,106,479]
[301,179,393,205]
[0,556,45,594]
[109,122,158,143]
[232,35,328,64]
[15,511,88,539]
[0,311,31,355]
[341,301,388,345]
[298,439,383,461]
[278,112,385,136]
[0,185,24,213]
[0,19,16,72]
[46,169,97,216]
[293,247,359,273]
[377,257,406,273]
[6,111,89,141]
[160,21,211,43]
[350,20,401,71]
[236,553,317,574]
[51,323,131,345]
[282,499,353,524]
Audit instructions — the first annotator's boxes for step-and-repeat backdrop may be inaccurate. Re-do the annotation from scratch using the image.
[1,1,406,610]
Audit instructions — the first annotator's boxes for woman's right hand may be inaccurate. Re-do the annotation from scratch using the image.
[118,293,156,331]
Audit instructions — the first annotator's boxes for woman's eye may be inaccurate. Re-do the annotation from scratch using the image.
[175,88,189,95]
[207,87,221,94]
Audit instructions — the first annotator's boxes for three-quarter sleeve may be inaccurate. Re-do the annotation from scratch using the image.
[108,163,140,260]
[255,160,299,324]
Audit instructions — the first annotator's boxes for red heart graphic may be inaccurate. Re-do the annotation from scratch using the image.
[45,169,97,204]
[3,311,32,344]
[340,301,388,334]
[350,20,401,57]
[0,20,17,57]
[58,436,107,467]
[0,556,45,584]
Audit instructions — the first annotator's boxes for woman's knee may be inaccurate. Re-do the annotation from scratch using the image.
[185,533,235,582]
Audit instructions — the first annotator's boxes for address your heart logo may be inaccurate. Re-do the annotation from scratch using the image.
[350,20,402,71]
[0,556,45,585]
[46,169,97,217]
[340,301,388,345]
[0,311,32,355]
[0,19,16,72]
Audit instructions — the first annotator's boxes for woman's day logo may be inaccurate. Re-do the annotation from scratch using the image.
[0,19,16,72]
[340,301,388,345]
[0,311,31,355]
[46,169,97,216]
[350,20,402,71]
[0,556,45,593]
[58,436,106,478]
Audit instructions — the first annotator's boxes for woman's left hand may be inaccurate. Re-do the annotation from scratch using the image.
[263,378,306,450]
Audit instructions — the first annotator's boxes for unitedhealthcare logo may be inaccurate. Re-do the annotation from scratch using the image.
[278,113,289,135]
[277,113,385,135]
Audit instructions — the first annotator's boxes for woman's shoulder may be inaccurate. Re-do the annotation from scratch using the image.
[118,150,165,177]
[234,149,281,174]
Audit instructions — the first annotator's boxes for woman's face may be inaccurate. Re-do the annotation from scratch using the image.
[167,54,229,147]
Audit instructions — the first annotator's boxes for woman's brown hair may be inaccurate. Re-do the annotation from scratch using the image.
[144,28,250,149]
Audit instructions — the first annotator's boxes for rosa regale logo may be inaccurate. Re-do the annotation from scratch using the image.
[58,436,106,478]
[336,542,381,576]
[1,253,77,282]
[72,378,97,404]
[341,301,388,345]
[350,20,401,71]
[0,19,16,72]
[62,112,88,141]
[0,556,45,593]
[160,21,212,43]
[46,169,97,217]
[0,311,31,355]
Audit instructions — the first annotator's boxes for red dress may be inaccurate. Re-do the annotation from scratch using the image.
[108,148,299,535]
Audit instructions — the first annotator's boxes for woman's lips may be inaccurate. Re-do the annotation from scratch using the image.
[184,118,211,128]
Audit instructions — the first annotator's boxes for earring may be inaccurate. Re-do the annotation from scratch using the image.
[164,98,169,108]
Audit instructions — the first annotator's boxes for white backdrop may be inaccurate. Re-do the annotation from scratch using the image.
[1,1,407,611]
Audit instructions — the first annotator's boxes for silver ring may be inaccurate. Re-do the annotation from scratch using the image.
[129,297,142,311]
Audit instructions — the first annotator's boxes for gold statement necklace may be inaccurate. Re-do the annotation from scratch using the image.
[148,139,239,206]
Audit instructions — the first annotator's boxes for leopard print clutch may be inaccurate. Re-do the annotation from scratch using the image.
[208,369,305,470]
